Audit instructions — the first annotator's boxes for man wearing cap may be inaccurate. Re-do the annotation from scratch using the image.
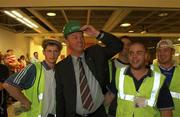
[152,39,180,117]
[3,39,62,117]
[55,21,123,117]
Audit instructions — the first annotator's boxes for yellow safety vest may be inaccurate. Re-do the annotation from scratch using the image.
[116,67,165,117]
[151,64,180,117]
[20,62,45,117]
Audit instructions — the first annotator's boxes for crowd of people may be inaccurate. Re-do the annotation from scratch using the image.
[0,20,179,117]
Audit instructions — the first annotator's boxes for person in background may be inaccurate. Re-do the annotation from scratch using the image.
[105,36,132,117]
[19,55,27,67]
[17,55,27,71]
[3,49,19,73]
[30,52,39,63]
[3,39,62,117]
[115,42,173,117]
[0,63,9,117]
[152,39,180,117]
[55,20,123,117]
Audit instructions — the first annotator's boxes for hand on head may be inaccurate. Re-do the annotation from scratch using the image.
[80,25,100,37]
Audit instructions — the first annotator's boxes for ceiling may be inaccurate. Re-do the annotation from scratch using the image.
[0,0,180,46]
[1,7,180,34]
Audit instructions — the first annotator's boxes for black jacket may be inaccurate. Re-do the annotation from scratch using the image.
[55,31,123,117]
[0,64,9,117]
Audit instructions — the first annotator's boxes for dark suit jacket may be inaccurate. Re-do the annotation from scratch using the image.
[55,31,123,117]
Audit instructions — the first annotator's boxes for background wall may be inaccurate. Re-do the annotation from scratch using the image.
[0,29,179,64]
[0,29,29,59]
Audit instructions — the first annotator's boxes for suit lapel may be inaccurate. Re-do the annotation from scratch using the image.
[66,56,77,111]
[84,54,98,81]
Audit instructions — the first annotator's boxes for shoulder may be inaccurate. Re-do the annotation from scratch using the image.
[56,56,72,67]
[0,64,8,70]
[85,44,102,52]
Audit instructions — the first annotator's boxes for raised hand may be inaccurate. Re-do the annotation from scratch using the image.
[80,25,100,37]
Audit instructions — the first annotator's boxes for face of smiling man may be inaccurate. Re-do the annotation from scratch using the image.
[128,43,148,70]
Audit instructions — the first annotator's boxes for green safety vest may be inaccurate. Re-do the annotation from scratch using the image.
[151,64,180,117]
[116,67,165,117]
[20,62,45,117]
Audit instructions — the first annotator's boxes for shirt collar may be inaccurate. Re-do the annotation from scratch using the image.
[159,64,176,71]
[71,53,85,63]
[41,60,52,70]
[124,66,152,78]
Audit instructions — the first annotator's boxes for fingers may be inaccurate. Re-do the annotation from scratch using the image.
[80,25,89,31]
[80,25,100,37]
[21,100,31,111]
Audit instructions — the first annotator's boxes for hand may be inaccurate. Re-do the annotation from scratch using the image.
[80,25,100,37]
[103,91,115,107]
[21,100,32,111]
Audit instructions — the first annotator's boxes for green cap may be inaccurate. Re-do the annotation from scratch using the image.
[62,20,81,38]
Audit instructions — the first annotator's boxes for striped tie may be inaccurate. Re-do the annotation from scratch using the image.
[78,57,94,111]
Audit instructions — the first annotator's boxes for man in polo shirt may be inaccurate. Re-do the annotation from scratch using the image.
[3,39,62,117]
[153,39,180,117]
[115,42,174,117]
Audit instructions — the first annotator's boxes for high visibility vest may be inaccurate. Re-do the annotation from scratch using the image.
[20,62,45,117]
[108,59,128,82]
[116,67,165,117]
[151,64,180,117]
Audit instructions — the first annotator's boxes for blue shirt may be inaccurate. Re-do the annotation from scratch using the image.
[159,66,175,85]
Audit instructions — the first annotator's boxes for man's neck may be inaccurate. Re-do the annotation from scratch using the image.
[45,61,55,69]
[131,67,148,81]
[159,61,174,70]
[71,51,83,57]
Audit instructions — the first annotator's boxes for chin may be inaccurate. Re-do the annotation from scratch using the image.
[131,65,141,70]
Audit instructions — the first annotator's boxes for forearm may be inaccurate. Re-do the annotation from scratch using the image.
[160,109,172,117]
[98,31,123,58]
[3,83,29,104]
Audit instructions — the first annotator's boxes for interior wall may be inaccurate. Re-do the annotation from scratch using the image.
[0,29,29,59]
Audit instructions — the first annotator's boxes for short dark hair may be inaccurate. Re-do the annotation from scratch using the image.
[42,39,62,50]
[20,55,25,59]
[33,52,38,56]
[6,49,13,53]
[130,41,148,52]
[119,36,131,40]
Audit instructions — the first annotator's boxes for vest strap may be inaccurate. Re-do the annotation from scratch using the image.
[118,67,161,107]
[147,72,160,107]
[171,91,180,99]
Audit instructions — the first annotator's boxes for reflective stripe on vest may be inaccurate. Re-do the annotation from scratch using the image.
[171,91,180,99]
[38,93,43,101]
[118,67,161,107]
[150,65,154,70]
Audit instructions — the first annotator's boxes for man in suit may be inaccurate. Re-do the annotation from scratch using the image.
[55,20,123,117]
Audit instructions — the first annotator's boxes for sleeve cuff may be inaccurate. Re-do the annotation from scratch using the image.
[96,30,104,40]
